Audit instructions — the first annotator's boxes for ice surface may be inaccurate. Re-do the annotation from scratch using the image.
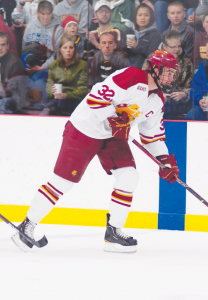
[1,223,208,300]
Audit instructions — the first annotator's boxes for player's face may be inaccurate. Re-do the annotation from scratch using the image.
[163,38,181,58]
[95,6,111,25]
[159,67,177,86]
[38,9,53,26]
[66,23,78,37]
[0,37,9,57]
[167,5,186,26]
[100,34,116,56]
[136,7,151,30]
[60,41,75,61]
[203,16,208,33]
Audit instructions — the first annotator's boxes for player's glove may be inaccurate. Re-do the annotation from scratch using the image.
[157,154,179,183]
[108,112,131,141]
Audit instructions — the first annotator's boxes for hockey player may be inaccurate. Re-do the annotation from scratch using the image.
[12,49,180,253]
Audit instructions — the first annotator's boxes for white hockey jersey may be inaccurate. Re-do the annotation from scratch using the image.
[70,67,169,157]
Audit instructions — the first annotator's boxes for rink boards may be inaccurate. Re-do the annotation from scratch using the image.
[0,116,208,231]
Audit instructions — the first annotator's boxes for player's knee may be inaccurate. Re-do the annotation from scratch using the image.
[49,173,75,194]
[113,167,139,193]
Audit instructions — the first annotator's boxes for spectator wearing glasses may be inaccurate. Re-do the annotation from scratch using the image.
[85,0,124,65]
[153,30,193,119]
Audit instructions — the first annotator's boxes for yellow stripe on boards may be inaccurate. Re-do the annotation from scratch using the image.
[3,205,208,232]
[185,214,208,232]
[0,205,29,222]
[125,211,158,229]
[0,205,157,229]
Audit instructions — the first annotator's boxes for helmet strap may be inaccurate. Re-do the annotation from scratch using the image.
[147,60,164,91]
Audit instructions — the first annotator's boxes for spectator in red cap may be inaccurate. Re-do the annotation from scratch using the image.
[62,15,87,59]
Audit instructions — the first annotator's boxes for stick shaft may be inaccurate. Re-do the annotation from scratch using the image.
[130,136,208,207]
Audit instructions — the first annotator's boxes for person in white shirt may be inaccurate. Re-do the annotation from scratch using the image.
[11,50,180,254]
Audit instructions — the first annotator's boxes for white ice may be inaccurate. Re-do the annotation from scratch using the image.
[1,223,208,300]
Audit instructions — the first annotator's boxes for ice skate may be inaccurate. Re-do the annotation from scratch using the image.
[104,213,137,253]
[11,217,36,252]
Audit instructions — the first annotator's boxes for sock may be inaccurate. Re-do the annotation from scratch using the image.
[109,189,133,228]
[27,182,63,224]
[27,174,75,224]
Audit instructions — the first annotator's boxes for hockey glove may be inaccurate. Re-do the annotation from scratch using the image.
[157,154,179,183]
[108,112,131,141]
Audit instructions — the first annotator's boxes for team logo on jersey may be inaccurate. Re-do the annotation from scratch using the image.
[72,170,77,177]
[116,104,143,121]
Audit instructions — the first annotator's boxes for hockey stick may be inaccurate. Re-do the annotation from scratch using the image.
[129,135,208,208]
[0,213,48,248]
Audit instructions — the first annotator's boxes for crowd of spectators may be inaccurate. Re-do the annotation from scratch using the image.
[0,0,208,119]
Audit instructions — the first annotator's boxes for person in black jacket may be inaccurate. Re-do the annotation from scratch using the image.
[126,3,161,68]
[88,32,130,89]
[0,0,16,26]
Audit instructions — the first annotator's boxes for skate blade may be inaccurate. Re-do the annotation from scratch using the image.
[104,241,137,253]
[11,232,31,252]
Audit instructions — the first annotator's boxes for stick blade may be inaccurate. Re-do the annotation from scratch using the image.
[36,235,48,248]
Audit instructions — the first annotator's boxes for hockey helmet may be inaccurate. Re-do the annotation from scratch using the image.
[147,50,179,90]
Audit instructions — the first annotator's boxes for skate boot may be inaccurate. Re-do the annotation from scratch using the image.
[11,217,36,252]
[104,213,137,253]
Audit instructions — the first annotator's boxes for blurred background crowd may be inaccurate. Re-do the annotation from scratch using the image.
[0,0,208,120]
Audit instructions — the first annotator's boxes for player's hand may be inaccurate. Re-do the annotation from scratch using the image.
[157,154,179,183]
[108,112,130,141]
